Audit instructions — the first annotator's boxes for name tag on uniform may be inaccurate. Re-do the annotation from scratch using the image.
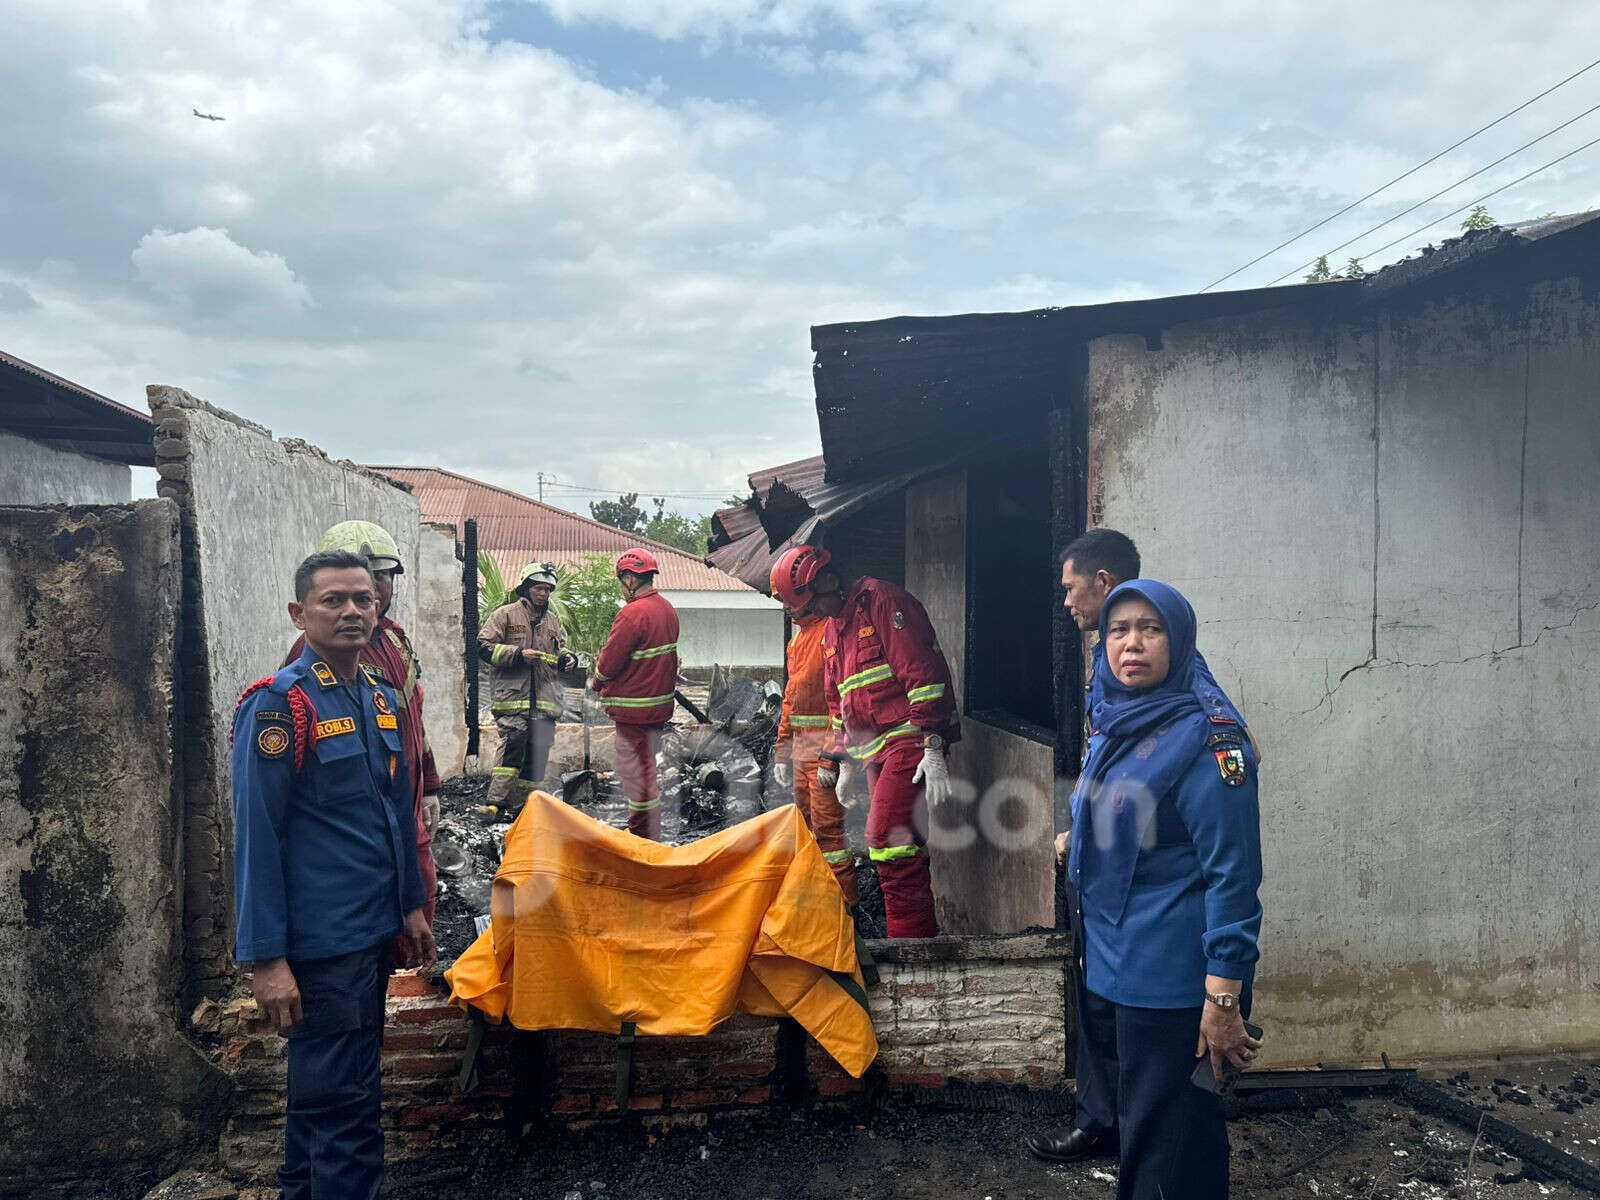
[375,714,399,730]
[314,717,356,739]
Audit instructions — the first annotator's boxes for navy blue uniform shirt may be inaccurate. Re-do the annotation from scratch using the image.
[1073,731,1263,1008]
[232,646,424,963]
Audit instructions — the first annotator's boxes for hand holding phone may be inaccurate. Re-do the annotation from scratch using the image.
[1190,1020,1264,1095]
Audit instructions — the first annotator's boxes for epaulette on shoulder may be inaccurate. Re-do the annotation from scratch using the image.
[232,674,315,771]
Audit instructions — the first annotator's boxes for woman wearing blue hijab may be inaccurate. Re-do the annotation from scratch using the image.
[1048,580,1263,1198]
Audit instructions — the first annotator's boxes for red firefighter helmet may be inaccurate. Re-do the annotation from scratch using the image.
[769,544,832,614]
[615,547,660,576]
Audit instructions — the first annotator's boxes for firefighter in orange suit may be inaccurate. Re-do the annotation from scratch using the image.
[771,602,859,907]
[769,545,957,938]
[588,548,680,840]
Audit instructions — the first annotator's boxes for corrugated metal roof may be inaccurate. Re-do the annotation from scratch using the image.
[705,445,989,591]
[372,465,750,593]
[0,349,154,465]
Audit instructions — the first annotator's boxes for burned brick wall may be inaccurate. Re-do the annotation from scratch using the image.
[0,501,229,1193]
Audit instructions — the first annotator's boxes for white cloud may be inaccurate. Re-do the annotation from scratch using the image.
[2,0,1599,515]
[132,226,313,313]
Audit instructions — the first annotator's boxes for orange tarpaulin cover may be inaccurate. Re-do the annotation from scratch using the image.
[444,792,879,1077]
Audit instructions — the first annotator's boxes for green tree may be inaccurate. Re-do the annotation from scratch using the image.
[589,493,648,535]
[555,552,625,663]
[1461,205,1496,231]
[643,498,715,555]
[1343,257,1367,279]
[1304,254,1333,283]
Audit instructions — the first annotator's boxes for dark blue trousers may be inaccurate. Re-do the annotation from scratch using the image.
[1077,987,1231,1200]
[280,941,393,1200]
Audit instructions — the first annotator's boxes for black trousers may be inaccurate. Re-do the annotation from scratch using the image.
[280,941,393,1200]
[1077,987,1231,1200]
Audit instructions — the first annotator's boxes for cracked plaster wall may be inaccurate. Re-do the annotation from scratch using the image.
[1086,275,1600,1066]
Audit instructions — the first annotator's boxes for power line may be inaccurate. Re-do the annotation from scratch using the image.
[1199,54,1600,292]
[1265,99,1600,285]
[1344,131,1600,264]
[541,481,734,499]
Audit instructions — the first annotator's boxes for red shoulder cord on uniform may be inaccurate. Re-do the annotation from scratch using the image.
[232,677,315,772]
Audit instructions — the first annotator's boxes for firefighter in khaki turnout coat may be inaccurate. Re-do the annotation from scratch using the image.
[771,609,859,905]
[479,563,577,810]
[770,545,958,938]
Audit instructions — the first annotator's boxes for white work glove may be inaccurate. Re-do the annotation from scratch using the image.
[773,759,792,788]
[817,756,853,793]
[422,792,441,836]
[912,746,950,807]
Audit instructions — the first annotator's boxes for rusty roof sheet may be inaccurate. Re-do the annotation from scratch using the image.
[0,349,154,465]
[705,446,987,591]
[371,466,751,593]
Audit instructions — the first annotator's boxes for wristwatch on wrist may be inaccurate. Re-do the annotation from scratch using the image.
[922,732,945,752]
[1204,990,1239,1010]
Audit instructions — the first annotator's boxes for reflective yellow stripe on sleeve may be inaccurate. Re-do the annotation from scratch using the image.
[907,683,945,704]
[606,694,675,708]
[845,722,920,760]
[787,714,831,728]
[822,848,855,864]
[837,663,896,696]
[630,642,678,660]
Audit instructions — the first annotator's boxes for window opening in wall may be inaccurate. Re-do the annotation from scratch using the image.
[966,435,1053,738]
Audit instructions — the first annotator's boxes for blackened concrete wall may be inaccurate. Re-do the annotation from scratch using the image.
[906,471,1054,934]
[1086,271,1600,1065]
[0,501,228,1192]
[0,428,131,505]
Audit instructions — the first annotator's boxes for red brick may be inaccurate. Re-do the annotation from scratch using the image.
[627,1094,664,1111]
[552,1093,592,1116]
[557,1068,615,1090]
[394,1004,464,1025]
[383,1053,459,1078]
[387,972,442,998]
[383,1031,447,1053]
[708,1059,771,1081]
[734,1084,772,1105]
[670,1088,738,1109]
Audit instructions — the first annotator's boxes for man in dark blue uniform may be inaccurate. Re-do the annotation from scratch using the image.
[232,549,435,1200]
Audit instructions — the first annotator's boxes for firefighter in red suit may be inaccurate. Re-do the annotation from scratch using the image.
[285,521,440,932]
[770,545,957,938]
[589,548,680,840]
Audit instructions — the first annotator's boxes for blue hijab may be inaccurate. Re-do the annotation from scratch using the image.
[1068,580,1211,923]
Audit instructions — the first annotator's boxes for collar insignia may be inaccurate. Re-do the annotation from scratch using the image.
[310,661,337,688]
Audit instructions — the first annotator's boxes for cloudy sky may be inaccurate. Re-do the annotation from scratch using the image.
[6,2,1600,515]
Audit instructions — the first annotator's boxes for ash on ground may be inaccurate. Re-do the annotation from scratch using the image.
[431,675,885,965]
[383,1057,1600,1200]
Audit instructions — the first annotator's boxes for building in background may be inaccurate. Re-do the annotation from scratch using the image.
[374,466,783,673]
[711,211,1600,1067]
[0,349,152,504]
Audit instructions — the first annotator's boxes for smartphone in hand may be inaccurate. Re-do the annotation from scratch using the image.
[1190,1021,1264,1095]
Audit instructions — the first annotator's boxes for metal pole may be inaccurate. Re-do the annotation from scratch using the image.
[463,518,480,758]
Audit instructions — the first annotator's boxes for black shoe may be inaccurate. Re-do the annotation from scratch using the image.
[1025,1126,1116,1164]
